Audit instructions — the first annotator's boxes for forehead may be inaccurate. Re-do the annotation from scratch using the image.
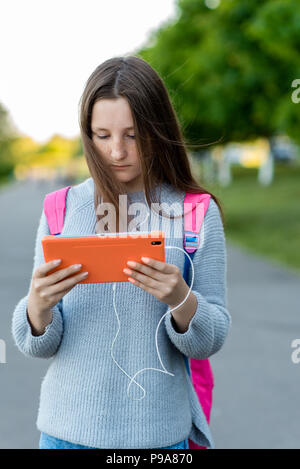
[91,97,134,130]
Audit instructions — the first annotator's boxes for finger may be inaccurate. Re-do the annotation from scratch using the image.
[58,278,81,297]
[125,269,161,290]
[126,261,166,282]
[141,257,174,273]
[127,276,157,296]
[35,259,63,277]
[51,264,84,284]
[42,264,83,287]
[52,284,74,304]
[48,271,88,295]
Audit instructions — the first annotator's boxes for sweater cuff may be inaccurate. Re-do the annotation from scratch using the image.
[164,290,214,360]
[12,296,64,358]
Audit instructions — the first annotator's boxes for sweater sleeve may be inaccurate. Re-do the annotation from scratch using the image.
[164,198,232,360]
[11,208,64,359]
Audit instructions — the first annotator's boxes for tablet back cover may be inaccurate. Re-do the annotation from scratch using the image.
[41,231,165,283]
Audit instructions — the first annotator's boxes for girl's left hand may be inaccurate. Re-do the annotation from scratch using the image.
[123,257,189,308]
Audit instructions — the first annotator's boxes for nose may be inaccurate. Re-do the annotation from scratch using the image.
[111,139,127,162]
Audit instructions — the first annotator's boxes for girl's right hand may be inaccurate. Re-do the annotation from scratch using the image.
[27,259,88,318]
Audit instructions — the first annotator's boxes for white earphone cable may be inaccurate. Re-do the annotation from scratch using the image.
[111,246,194,401]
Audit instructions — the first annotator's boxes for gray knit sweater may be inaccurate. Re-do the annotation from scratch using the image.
[11,177,231,449]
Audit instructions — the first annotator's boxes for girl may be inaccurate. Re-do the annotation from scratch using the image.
[11,56,231,449]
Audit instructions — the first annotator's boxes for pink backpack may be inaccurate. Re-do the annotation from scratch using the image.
[43,185,214,450]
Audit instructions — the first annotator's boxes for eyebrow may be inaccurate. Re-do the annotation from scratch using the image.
[92,126,134,131]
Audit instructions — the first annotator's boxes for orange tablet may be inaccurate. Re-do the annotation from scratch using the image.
[41,231,165,283]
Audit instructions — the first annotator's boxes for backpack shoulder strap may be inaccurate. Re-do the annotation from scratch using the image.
[43,185,72,235]
[183,192,211,254]
[182,192,211,376]
[182,193,214,448]
[182,191,211,298]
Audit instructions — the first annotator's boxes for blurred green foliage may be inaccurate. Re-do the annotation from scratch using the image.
[0,103,19,182]
[0,98,84,186]
[137,0,300,145]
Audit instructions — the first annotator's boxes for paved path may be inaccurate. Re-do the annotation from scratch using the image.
[0,179,299,449]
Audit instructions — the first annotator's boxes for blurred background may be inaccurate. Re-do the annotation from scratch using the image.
[0,0,299,449]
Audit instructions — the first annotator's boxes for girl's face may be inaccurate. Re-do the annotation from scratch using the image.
[91,97,143,193]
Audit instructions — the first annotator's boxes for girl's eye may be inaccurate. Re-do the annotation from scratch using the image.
[96,135,135,139]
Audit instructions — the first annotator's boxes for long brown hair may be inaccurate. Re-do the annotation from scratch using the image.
[79,55,225,232]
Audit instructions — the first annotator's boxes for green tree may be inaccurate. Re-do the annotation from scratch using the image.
[137,0,300,145]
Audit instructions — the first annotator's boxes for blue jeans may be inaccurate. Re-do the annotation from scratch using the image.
[39,432,189,449]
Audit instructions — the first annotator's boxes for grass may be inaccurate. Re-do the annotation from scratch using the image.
[201,162,300,274]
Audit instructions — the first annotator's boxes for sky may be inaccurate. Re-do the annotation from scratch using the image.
[0,0,178,144]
